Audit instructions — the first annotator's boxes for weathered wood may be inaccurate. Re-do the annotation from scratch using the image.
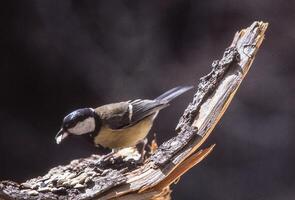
[0,21,268,200]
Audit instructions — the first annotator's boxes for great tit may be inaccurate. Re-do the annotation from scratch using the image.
[55,86,192,149]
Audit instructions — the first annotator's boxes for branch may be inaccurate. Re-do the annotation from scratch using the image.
[0,21,268,200]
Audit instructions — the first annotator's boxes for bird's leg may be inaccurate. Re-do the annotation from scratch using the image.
[95,145,118,165]
[136,138,148,163]
[103,149,119,160]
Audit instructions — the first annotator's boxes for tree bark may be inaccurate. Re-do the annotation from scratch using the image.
[0,21,268,200]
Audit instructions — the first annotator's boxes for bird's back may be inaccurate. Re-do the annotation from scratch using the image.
[95,102,129,120]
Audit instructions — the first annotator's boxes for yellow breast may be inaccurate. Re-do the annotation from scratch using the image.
[94,115,154,149]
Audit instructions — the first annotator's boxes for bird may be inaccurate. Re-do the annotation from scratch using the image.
[55,86,192,151]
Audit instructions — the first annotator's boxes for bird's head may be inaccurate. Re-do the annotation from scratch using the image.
[55,108,97,144]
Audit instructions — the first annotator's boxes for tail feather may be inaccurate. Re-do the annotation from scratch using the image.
[155,86,193,102]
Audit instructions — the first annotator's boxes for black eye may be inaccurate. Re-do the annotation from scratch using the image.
[63,112,77,128]
[63,120,71,129]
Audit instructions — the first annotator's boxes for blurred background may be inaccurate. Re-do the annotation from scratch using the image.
[1,1,294,199]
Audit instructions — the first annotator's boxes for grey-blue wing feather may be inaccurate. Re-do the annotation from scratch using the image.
[129,99,168,125]
[100,86,192,130]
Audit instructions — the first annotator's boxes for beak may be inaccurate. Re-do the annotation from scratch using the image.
[55,128,69,144]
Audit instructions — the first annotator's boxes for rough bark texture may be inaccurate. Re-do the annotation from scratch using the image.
[0,21,268,200]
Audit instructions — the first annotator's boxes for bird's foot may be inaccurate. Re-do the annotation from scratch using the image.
[96,147,144,170]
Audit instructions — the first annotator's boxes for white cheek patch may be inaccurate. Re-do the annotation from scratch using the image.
[68,117,95,135]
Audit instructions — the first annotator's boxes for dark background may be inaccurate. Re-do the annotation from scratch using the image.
[1,1,294,199]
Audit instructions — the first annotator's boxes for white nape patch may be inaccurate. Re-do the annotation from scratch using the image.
[128,103,133,121]
[68,117,95,135]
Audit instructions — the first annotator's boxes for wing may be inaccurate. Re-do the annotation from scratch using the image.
[96,100,168,130]
[129,99,168,126]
